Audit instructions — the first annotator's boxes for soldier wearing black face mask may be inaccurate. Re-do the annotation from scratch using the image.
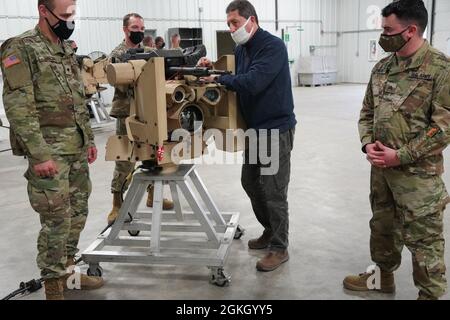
[0,0,102,300]
[155,36,166,50]
[106,13,174,225]
[108,13,145,121]
[44,4,75,40]
[344,0,450,301]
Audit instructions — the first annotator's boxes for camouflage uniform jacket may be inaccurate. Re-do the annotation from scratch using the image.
[109,40,142,118]
[359,41,450,175]
[0,26,95,165]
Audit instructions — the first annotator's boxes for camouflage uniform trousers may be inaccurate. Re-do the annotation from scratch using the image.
[370,166,448,298]
[111,117,135,193]
[25,153,91,280]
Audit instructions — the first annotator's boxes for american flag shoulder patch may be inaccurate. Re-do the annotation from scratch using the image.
[2,55,21,69]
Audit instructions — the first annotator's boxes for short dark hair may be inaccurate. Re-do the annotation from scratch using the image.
[382,0,428,35]
[226,0,259,24]
[38,0,55,10]
[155,36,164,44]
[123,13,143,27]
[38,0,77,10]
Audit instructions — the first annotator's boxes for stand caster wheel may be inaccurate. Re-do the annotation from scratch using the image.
[125,213,133,223]
[126,213,140,236]
[209,268,231,287]
[87,265,103,277]
[128,230,141,237]
[234,225,245,240]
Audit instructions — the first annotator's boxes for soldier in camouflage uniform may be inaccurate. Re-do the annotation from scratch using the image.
[107,13,173,225]
[343,0,450,300]
[0,0,103,300]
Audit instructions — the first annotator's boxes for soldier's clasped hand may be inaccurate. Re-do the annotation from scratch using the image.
[33,160,58,178]
[366,141,401,169]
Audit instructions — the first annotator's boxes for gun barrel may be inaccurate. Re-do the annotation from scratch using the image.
[210,70,233,76]
[169,67,231,77]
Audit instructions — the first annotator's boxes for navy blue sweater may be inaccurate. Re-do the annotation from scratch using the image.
[218,28,297,132]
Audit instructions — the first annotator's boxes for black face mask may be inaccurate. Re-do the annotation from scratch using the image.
[45,6,75,40]
[129,31,144,45]
[158,42,166,49]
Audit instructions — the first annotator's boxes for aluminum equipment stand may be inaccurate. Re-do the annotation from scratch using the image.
[0,119,12,154]
[88,93,113,124]
[82,164,243,287]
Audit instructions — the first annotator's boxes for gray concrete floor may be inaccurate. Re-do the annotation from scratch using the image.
[1,84,449,300]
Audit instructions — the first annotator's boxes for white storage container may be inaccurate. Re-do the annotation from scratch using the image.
[297,56,338,86]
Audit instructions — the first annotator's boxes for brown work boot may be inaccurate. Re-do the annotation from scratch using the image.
[248,230,272,250]
[256,250,289,272]
[62,273,104,291]
[343,269,396,293]
[62,256,104,291]
[44,278,64,300]
[147,186,174,210]
[417,292,438,300]
[107,192,123,225]
[66,256,76,268]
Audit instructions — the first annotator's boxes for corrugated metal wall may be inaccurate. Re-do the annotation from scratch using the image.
[0,0,447,119]
[336,0,450,83]
[337,0,391,83]
[78,0,338,63]
[433,0,450,55]
[0,0,337,121]
[0,0,337,60]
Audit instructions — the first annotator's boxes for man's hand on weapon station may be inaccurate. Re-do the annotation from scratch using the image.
[200,75,220,83]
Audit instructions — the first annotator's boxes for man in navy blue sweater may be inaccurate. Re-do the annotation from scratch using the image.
[199,0,297,272]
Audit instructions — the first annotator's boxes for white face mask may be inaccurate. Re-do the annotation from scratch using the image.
[231,17,254,45]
